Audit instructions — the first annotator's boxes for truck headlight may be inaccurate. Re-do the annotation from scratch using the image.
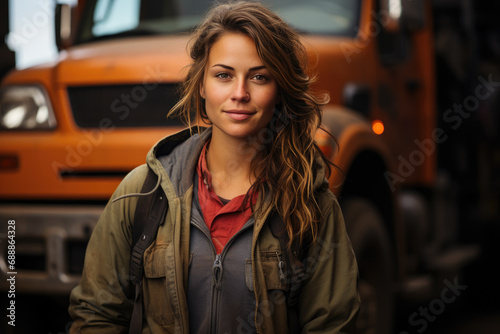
[0,85,57,130]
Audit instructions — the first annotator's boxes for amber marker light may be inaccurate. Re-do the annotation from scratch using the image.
[372,120,385,135]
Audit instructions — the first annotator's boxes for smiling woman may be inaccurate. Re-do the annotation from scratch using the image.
[202,33,279,137]
[199,32,280,199]
[69,2,360,333]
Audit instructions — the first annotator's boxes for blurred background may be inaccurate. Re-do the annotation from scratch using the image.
[0,0,499,333]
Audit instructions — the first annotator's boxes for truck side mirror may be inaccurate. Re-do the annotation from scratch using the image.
[379,0,403,33]
[55,3,73,50]
[380,0,425,33]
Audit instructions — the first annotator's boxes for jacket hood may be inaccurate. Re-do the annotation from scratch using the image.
[146,127,211,199]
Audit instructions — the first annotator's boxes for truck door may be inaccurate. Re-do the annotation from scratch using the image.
[374,0,435,188]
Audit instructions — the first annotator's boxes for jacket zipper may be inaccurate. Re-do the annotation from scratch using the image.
[211,253,223,333]
[193,220,254,333]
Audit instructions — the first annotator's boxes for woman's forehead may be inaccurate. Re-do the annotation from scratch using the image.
[206,33,266,70]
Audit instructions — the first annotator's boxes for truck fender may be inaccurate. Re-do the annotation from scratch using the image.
[319,105,406,290]
[318,105,394,190]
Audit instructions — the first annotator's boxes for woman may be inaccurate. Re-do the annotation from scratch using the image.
[69,1,360,333]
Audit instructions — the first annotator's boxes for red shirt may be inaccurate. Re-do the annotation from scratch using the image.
[196,141,257,254]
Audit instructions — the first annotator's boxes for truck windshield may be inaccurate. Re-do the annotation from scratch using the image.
[76,0,359,44]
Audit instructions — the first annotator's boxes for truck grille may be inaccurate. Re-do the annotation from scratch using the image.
[15,237,46,271]
[0,204,103,294]
[12,237,87,274]
[68,83,184,128]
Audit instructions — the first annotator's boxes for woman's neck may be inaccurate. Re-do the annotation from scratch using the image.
[206,131,259,199]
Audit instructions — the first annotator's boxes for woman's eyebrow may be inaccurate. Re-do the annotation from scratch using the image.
[212,64,267,71]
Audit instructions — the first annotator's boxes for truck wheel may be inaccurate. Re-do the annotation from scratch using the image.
[342,197,394,334]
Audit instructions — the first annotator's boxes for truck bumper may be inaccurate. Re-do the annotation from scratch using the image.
[0,204,103,295]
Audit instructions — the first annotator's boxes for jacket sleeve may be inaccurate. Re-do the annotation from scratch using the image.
[298,192,360,333]
[68,165,148,334]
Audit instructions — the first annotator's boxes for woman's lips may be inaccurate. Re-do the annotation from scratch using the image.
[224,110,256,121]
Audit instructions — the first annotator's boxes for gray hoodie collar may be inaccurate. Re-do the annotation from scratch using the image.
[147,127,212,198]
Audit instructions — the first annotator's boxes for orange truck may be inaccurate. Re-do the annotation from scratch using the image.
[2,0,493,333]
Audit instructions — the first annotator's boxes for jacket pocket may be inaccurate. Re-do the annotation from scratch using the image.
[260,250,288,291]
[258,250,290,332]
[143,243,175,326]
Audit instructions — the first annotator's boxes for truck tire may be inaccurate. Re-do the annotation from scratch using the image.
[342,197,394,334]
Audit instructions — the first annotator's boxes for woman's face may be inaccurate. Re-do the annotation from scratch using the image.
[201,32,279,141]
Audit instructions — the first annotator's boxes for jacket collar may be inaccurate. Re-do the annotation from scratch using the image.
[146,127,212,198]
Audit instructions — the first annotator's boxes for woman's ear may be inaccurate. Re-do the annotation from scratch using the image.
[200,84,206,99]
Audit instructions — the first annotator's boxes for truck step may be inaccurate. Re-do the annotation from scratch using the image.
[399,275,434,301]
[425,244,480,272]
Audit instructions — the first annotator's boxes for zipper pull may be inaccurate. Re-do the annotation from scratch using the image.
[213,254,223,290]
[276,252,285,281]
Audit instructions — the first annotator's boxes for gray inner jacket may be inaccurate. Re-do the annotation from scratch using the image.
[188,175,257,334]
[158,127,259,333]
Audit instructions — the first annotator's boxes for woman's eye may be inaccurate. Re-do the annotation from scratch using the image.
[253,74,268,82]
[216,72,231,79]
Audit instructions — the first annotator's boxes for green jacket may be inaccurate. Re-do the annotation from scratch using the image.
[69,128,360,333]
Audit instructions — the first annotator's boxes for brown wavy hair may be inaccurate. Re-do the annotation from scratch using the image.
[169,1,335,247]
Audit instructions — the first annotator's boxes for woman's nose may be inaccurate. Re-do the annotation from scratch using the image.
[231,80,250,102]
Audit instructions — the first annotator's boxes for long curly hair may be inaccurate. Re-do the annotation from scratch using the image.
[169,1,335,246]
